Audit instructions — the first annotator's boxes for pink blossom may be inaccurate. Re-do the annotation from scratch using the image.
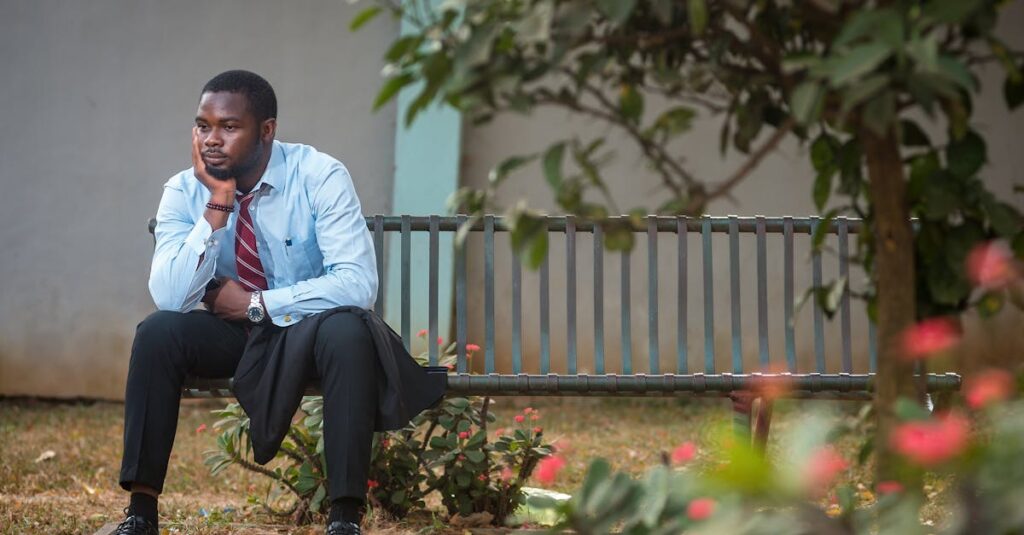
[367,479,380,489]
[500,467,515,482]
[891,411,970,466]
[530,414,540,421]
[466,343,481,353]
[803,446,849,495]
[514,415,525,423]
[494,427,505,436]
[967,241,1017,289]
[671,442,697,464]
[901,317,960,360]
[965,369,1015,409]
[458,431,470,439]
[523,407,534,414]
[876,481,903,495]
[417,329,428,338]
[438,336,444,345]
[477,473,488,482]
[533,426,543,434]
[686,498,715,521]
[535,455,566,485]
[195,423,207,434]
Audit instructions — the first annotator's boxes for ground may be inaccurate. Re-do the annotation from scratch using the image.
[0,397,950,534]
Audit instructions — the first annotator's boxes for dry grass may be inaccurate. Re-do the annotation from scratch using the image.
[0,396,947,534]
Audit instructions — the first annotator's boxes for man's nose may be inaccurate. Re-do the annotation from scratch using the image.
[203,129,223,147]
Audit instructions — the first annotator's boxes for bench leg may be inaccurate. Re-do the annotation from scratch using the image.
[752,398,774,453]
[730,393,753,445]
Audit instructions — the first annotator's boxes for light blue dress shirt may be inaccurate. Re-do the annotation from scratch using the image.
[149,140,378,327]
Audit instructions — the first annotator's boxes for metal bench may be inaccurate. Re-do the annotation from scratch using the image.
[147,215,961,443]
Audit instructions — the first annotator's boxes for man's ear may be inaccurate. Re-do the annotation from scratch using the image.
[261,118,277,143]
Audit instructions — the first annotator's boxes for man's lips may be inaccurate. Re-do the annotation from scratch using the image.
[203,153,227,165]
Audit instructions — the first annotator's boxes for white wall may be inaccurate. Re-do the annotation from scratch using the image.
[0,0,399,398]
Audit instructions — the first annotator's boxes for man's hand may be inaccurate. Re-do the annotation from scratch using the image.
[192,128,236,199]
[202,278,251,321]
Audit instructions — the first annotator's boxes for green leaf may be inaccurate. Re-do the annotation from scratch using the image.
[349,6,383,31]
[813,169,835,211]
[465,450,485,463]
[489,154,535,185]
[921,0,983,24]
[945,130,986,178]
[937,55,975,91]
[311,484,328,512]
[899,120,931,147]
[603,224,634,251]
[833,8,901,49]
[861,90,896,136]
[811,133,837,172]
[1004,75,1024,110]
[790,82,824,125]
[542,143,566,189]
[391,489,407,504]
[373,73,414,111]
[384,35,422,63]
[687,0,708,35]
[596,0,637,25]
[823,42,892,86]
[648,107,696,139]
[619,85,643,124]
[527,231,549,270]
[455,472,471,488]
[650,0,674,25]
[840,74,889,114]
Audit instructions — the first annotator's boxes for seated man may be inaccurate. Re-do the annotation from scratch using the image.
[116,70,442,535]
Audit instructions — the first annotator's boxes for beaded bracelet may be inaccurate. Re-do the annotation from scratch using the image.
[206,201,234,213]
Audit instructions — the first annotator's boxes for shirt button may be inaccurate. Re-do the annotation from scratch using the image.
[284,314,292,322]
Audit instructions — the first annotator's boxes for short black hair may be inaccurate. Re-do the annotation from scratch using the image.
[201,70,277,123]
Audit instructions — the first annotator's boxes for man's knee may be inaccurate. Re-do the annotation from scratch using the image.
[131,310,191,367]
[316,311,373,349]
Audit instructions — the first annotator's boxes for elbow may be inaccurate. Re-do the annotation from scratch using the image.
[149,276,191,313]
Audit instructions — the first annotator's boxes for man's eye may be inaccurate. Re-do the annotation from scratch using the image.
[224,125,237,131]
[197,125,209,131]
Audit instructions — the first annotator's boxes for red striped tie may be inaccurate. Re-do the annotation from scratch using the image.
[235,191,269,291]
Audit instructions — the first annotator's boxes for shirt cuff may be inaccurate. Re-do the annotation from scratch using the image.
[261,286,297,325]
[183,218,224,256]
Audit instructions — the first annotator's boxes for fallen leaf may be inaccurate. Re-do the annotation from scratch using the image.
[34,450,56,463]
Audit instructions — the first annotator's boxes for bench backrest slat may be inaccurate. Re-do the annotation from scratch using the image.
[677,219,688,373]
[429,215,440,367]
[400,215,412,352]
[784,217,796,371]
[839,219,853,373]
[484,216,496,373]
[647,217,659,374]
[621,248,632,374]
[593,225,605,374]
[756,217,769,366]
[812,217,826,372]
[702,219,715,373]
[729,216,742,373]
[567,216,579,375]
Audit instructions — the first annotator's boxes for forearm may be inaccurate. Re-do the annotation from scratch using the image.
[261,267,377,323]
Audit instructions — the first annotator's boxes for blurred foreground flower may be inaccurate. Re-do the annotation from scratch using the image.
[876,480,904,495]
[891,411,969,466]
[686,498,715,521]
[965,369,1015,409]
[967,241,1018,289]
[535,455,566,485]
[803,446,849,496]
[671,442,697,465]
[901,317,960,360]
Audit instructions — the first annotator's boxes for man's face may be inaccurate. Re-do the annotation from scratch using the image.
[194,91,268,180]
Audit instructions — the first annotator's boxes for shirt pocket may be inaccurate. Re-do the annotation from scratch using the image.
[284,235,321,280]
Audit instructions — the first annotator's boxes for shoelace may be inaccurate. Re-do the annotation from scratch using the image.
[114,508,154,534]
[327,520,362,535]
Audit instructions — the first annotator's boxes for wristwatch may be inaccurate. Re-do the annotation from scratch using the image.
[247,291,266,323]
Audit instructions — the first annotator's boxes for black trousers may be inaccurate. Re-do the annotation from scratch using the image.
[119,309,379,501]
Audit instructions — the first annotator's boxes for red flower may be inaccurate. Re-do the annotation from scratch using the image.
[965,369,1015,409]
[686,498,715,521]
[367,479,380,489]
[535,455,566,485]
[671,442,697,464]
[477,473,488,482]
[438,336,444,345]
[380,438,390,448]
[876,481,903,495]
[500,467,515,482]
[494,427,505,436]
[457,454,466,462]
[458,431,470,439]
[530,414,540,421]
[195,423,207,434]
[534,426,543,434]
[466,343,481,353]
[417,329,428,338]
[514,415,525,423]
[803,446,849,495]
[891,411,970,466]
[901,318,960,360]
[967,241,1017,289]
[524,407,534,414]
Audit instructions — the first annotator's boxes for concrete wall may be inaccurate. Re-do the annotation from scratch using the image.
[457,2,1024,375]
[0,0,399,398]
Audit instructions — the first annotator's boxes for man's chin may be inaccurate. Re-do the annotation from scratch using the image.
[206,165,234,180]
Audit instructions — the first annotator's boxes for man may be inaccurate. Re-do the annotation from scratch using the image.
[116,70,443,535]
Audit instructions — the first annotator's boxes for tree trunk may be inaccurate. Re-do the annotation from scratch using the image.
[862,127,919,482]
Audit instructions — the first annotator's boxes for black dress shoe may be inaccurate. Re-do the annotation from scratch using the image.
[326,520,362,535]
[113,510,158,535]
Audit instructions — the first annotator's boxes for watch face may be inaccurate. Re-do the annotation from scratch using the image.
[247,306,264,323]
